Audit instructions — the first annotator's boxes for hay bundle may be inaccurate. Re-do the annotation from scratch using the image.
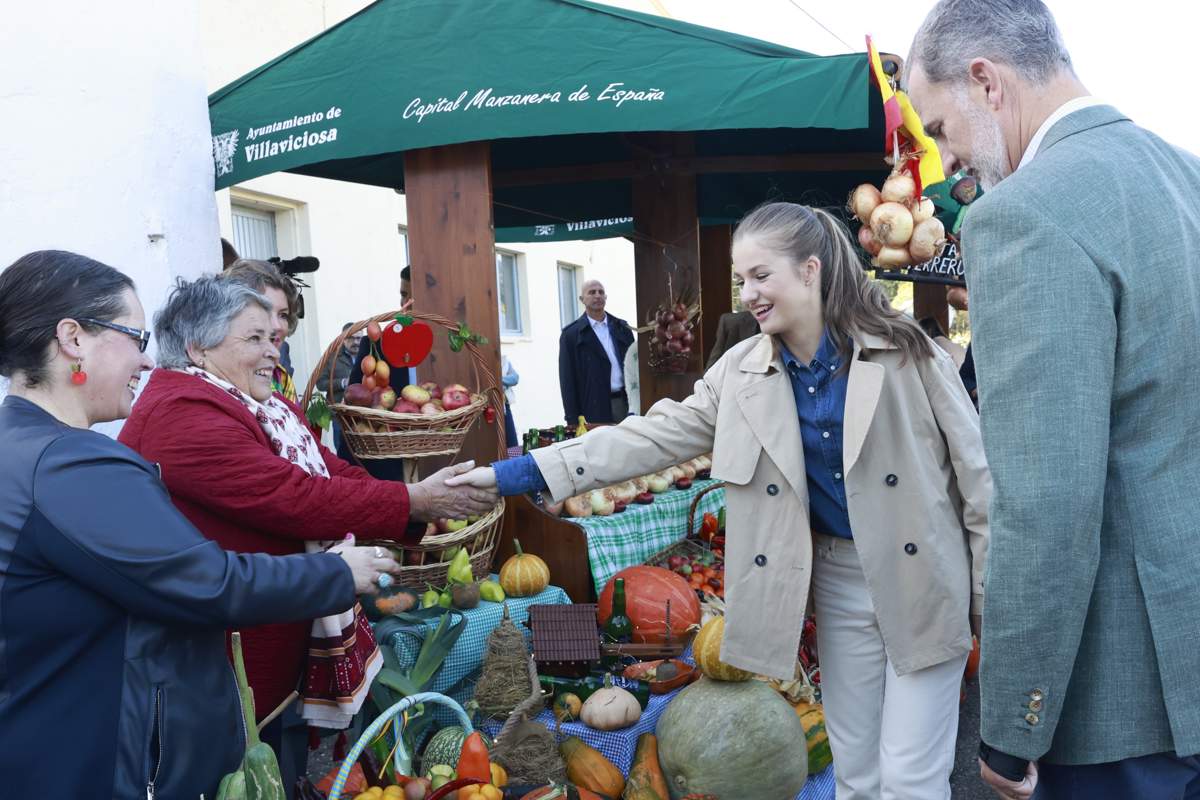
[491,655,566,785]
[473,604,532,717]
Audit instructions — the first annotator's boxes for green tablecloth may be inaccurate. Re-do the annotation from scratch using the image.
[376,579,570,724]
[575,479,725,595]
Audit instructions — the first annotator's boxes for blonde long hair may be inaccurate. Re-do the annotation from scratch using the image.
[733,202,934,369]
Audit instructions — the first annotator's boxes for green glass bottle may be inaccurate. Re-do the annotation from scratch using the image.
[603,578,634,644]
[553,424,567,443]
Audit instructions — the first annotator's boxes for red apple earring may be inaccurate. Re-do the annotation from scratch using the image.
[70,360,88,385]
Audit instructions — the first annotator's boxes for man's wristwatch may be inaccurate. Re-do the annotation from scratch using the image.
[978,741,1030,783]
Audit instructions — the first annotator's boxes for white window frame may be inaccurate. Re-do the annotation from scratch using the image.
[397,224,410,266]
[557,262,583,328]
[496,249,526,337]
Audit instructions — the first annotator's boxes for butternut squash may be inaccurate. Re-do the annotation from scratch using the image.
[560,736,625,799]
[622,733,668,800]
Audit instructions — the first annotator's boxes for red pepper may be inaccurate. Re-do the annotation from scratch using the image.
[484,407,496,424]
[700,512,719,543]
[456,731,491,784]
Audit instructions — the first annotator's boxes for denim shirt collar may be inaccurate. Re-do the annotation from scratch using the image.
[779,330,842,374]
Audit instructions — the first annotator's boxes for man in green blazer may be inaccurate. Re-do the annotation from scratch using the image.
[907,1,1200,797]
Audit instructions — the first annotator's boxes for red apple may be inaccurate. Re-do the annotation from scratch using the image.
[419,381,441,398]
[344,383,373,407]
[441,387,471,411]
[377,387,397,409]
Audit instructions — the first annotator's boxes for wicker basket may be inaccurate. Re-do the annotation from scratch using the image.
[301,310,503,460]
[362,498,505,589]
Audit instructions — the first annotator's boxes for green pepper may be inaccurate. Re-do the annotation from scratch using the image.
[447,548,474,585]
[479,580,505,603]
[421,588,441,608]
[438,591,452,608]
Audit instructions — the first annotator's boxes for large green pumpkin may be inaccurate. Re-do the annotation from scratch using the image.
[656,678,808,799]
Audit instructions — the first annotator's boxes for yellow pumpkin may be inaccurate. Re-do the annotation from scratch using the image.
[499,539,550,597]
[692,617,753,682]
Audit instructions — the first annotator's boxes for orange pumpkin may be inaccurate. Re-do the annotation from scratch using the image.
[692,617,753,681]
[596,566,700,644]
[499,539,551,597]
[965,635,981,679]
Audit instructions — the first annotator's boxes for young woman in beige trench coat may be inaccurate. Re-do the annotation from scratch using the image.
[451,203,991,800]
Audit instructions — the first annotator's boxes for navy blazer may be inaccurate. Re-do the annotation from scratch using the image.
[0,396,354,799]
[558,313,634,423]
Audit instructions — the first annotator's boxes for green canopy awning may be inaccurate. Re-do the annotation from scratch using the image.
[208,0,885,227]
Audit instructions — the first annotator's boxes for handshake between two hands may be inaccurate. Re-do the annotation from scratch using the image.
[331,462,500,595]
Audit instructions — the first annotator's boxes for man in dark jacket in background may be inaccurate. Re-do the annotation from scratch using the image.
[558,279,634,424]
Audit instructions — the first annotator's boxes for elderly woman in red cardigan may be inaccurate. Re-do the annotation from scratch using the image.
[120,275,496,790]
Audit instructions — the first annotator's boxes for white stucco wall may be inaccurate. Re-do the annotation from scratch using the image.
[0,1,219,424]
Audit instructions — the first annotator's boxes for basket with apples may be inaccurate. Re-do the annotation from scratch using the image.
[849,169,948,269]
[302,310,504,460]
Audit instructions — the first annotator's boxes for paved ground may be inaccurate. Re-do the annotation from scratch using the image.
[309,674,993,798]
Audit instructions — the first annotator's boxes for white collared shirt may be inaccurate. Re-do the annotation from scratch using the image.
[588,314,624,391]
[1017,96,1106,170]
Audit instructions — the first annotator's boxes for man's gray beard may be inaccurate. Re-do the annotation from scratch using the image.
[965,103,1010,191]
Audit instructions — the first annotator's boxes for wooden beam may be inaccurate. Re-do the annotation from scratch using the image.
[698,225,733,368]
[632,133,703,411]
[493,152,885,188]
[403,142,505,471]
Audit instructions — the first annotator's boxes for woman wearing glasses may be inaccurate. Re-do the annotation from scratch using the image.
[0,250,409,799]
[118,273,497,790]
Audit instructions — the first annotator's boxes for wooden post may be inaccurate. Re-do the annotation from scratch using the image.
[403,142,504,470]
[698,225,733,368]
[631,134,702,410]
[912,282,949,337]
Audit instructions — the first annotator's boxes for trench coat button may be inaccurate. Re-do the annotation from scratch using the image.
[885,473,898,486]
[576,467,584,475]
[1025,712,1040,725]
[754,554,768,567]
[766,484,779,496]
[904,542,918,555]
[1029,699,1043,712]
[1030,689,1045,702]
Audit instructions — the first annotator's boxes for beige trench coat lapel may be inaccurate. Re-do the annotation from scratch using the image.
[843,337,888,475]
[734,336,807,501]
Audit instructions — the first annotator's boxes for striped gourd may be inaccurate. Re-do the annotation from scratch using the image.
[794,702,833,774]
[499,539,550,597]
[422,726,493,772]
[692,617,753,682]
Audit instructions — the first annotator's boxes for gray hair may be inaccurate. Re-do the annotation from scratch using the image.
[153,275,272,369]
[909,0,1073,85]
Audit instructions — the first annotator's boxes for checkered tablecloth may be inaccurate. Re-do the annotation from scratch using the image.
[575,479,726,595]
[375,579,570,726]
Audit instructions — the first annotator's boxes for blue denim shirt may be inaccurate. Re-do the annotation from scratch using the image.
[779,333,854,539]
[494,451,547,495]
[495,333,854,540]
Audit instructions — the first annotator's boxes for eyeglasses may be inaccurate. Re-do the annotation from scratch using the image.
[80,318,152,352]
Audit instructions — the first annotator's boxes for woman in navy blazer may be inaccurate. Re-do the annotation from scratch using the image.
[0,251,400,800]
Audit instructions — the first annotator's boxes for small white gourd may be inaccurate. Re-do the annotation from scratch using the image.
[580,675,642,731]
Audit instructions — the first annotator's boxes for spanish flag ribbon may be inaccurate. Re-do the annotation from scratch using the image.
[866,36,946,195]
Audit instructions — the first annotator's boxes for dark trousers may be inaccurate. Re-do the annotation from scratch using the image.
[1036,753,1200,799]
[610,391,629,421]
[503,404,518,449]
